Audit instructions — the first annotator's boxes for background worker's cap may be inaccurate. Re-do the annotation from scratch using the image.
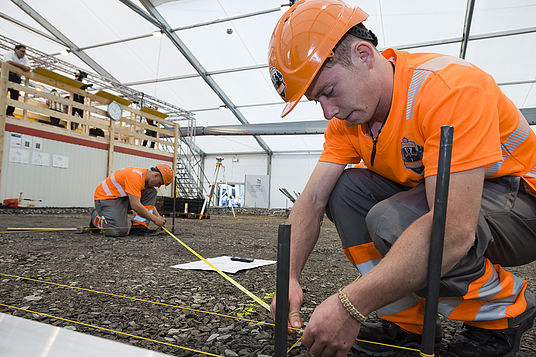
[155,164,173,186]
[268,0,369,117]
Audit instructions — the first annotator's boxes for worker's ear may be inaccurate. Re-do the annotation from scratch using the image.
[351,41,375,69]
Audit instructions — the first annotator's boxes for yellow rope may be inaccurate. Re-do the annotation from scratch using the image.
[0,272,422,353]
[0,272,273,327]
[163,227,271,311]
[287,334,303,353]
[0,303,223,357]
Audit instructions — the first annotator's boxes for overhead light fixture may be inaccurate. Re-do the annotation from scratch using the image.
[219,105,227,111]
[280,4,290,12]
[35,86,43,92]
[152,30,163,37]
[60,49,70,56]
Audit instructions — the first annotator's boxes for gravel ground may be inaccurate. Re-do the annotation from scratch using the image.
[0,213,534,357]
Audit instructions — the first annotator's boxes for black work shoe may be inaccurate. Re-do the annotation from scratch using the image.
[352,319,442,356]
[88,209,101,234]
[446,306,536,357]
[129,225,159,236]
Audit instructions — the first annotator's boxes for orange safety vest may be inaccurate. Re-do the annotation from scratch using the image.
[320,49,536,193]
[94,167,147,201]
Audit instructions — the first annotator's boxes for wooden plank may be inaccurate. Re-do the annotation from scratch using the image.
[141,106,168,119]
[32,67,84,88]
[0,64,8,191]
[113,126,173,147]
[173,123,179,177]
[6,99,109,130]
[95,90,132,106]
[22,77,29,121]
[117,115,174,136]
[9,82,108,117]
[108,120,114,176]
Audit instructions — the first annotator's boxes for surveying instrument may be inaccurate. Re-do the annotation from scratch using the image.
[199,158,237,220]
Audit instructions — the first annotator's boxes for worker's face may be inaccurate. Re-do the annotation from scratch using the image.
[305,44,380,126]
[147,171,164,187]
[15,47,26,59]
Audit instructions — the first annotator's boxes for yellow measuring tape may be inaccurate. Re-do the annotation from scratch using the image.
[163,227,270,311]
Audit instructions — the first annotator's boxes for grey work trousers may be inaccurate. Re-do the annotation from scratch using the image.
[325,168,536,325]
[92,188,157,237]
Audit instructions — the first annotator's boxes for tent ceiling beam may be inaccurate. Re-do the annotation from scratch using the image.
[459,0,475,59]
[0,11,64,46]
[126,0,272,155]
[181,121,329,136]
[121,64,266,87]
[47,8,280,56]
[11,0,118,82]
[105,26,536,89]
[182,107,536,137]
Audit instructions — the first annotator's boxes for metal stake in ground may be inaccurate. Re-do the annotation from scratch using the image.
[275,223,291,357]
[420,125,454,357]
[172,175,177,234]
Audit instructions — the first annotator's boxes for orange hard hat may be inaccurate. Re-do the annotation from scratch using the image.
[268,0,369,117]
[156,164,173,186]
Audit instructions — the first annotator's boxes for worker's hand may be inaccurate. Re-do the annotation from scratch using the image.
[302,293,360,357]
[153,216,166,227]
[270,278,304,334]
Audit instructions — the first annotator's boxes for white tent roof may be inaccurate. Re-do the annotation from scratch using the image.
[1,0,535,154]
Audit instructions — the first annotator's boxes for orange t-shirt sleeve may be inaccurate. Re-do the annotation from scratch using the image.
[123,169,145,197]
[320,119,362,165]
[417,71,502,177]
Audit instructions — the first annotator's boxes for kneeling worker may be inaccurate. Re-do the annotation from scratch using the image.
[91,164,173,236]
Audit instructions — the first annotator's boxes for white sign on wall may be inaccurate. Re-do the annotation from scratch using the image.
[244,174,269,208]
[52,154,69,169]
[9,148,29,164]
[32,152,50,166]
[10,133,21,147]
[22,135,32,149]
[33,136,43,151]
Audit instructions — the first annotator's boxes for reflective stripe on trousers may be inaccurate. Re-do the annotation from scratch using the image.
[327,169,535,333]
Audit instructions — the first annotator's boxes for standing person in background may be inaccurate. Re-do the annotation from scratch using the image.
[72,70,92,130]
[45,89,64,127]
[4,44,31,117]
[268,1,536,356]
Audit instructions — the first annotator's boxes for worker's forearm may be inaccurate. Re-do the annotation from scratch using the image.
[7,61,30,71]
[133,203,159,223]
[287,196,325,281]
[344,212,473,316]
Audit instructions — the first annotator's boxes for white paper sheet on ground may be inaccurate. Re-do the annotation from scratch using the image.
[170,255,276,274]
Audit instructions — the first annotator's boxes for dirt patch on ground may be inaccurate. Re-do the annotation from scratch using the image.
[0,213,534,356]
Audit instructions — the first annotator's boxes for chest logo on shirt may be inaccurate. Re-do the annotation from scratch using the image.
[401,137,424,175]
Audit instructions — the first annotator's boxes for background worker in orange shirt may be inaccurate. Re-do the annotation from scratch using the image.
[268,1,536,356]
[91,164,173,236]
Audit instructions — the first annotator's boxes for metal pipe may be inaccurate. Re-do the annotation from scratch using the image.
[172,176,177,234]
[420,126,454,355]
[274,223,291,357]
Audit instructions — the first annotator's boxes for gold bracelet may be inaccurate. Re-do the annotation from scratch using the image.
[337,288,367,323]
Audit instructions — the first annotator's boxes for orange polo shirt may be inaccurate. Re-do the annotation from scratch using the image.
[94,167,147,200]
[320,49,536,192]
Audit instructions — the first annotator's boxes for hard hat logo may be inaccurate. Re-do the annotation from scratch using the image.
[269,66,287,99]
[268,0,369,117]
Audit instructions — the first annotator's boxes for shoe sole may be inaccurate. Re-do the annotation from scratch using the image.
[506,308,536,357]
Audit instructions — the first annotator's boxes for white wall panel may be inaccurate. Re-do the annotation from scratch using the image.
[201,153,319,208]
[1,132,174,207]
[202,154,267,185]
[1,131,107,207]
[270,153,320,209]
